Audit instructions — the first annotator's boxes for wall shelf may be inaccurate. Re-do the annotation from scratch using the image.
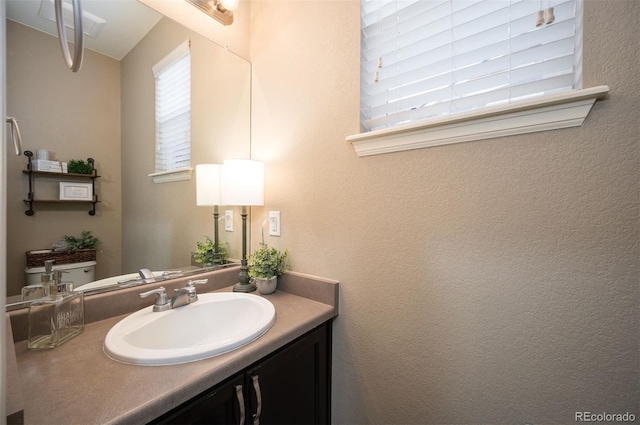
[22,150,101,216]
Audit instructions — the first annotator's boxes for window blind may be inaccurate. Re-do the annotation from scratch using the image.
[153,40,191,172]
[361,0,583,132]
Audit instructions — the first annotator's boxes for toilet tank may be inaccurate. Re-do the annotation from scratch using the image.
[25,261,96,286]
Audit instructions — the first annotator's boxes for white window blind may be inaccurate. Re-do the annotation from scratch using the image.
[153,40,191,172]
[361,0,583,132]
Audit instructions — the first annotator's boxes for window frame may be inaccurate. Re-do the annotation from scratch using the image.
[149,40,193,182]
[348,0,608,157]
[348,85,608,156]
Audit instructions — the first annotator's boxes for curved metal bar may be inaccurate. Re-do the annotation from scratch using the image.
[6,117,22,156]
[54,0,84,72]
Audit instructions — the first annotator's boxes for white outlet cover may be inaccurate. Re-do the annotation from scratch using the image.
[225,210,233,232]
[269,211,281,237]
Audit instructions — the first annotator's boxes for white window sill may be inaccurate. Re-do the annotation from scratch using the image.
[148,167,193,184]
[346,86,610,157]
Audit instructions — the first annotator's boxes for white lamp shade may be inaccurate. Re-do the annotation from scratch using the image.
[221,159,264,206]
[196,164,222,206]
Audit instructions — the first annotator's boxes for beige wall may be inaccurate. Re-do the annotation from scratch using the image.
[6,21,122,296]
[249,1,638,423]
[120,17,251,272]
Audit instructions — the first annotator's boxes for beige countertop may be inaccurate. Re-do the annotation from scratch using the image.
[10,271,339,425]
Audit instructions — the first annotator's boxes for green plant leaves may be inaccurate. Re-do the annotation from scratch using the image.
[67,159,93,174]
[62,230,101,253]
[193,235,229,265]
[247,243,289,279]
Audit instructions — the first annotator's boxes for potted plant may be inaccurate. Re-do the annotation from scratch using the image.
[62,230,101,253]
[193,235,229,266]
[247,243,289,294]
[67,159,94,175]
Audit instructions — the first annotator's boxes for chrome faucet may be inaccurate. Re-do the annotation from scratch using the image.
[118,268,157,287]
[170,288,191,309]
[139,279,208,311]
[139,268,154,279]
[170,279,208,308]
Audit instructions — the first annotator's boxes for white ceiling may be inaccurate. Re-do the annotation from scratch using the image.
[6,0,163,60]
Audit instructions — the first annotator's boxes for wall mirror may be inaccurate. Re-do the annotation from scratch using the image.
[5,0,251,308]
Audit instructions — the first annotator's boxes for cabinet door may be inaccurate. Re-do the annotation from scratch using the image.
[245,324,330,425]
[151,375,246,425]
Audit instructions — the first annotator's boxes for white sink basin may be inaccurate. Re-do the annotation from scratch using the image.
[104,292,275,366]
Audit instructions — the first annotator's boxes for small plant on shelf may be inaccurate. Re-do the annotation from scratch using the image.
[67,159,93,174]
[193,235,229,265]
[248,243,289,279]
[62,230,101,252]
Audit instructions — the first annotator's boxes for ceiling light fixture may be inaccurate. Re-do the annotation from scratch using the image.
[185,0,239,26]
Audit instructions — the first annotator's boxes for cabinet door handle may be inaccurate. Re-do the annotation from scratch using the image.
[252,375,262,425]
[234,385,245,425]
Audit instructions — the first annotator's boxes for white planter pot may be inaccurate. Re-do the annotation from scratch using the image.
[254,276,277,295]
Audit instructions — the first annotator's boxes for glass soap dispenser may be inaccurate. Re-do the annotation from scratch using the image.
[21,259,54,301]
[28,269,84,350]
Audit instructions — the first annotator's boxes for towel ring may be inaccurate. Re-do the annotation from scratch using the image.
[54,0,84,72]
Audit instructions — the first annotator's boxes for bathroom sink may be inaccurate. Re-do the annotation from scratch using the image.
[104,292,275,366]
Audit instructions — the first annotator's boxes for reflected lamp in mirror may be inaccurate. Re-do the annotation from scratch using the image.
[221,159,264,292]
[185,0,239,26]
[196,164,224,266]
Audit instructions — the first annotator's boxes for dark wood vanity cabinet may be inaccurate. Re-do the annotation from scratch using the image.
[245,321,330,425]
[151,375,245,424]
[151,321,331,425]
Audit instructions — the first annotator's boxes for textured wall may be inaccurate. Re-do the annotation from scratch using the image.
[249,1,639,423]
[5,21,122,295]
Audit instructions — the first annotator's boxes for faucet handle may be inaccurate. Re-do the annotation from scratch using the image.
[179,279,208,303]
[139,287,170,312]
[186,279,208,287]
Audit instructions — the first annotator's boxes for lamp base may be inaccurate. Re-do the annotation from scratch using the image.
[232,259,256,293]
[233,281,256,292]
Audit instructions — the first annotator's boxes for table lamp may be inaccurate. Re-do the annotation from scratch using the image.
[196,164,223,266]
[221,159,264,292]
